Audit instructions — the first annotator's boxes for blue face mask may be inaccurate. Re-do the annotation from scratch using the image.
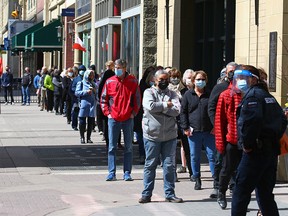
[237,79,249,92]
[149,81,155,87]
[115,68,123,77]
[195,80,206,89]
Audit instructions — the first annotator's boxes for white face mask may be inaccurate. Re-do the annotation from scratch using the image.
[185,79,192,86]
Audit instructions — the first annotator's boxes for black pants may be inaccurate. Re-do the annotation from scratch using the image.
[96,103,104,132]
[54,94,62,113]
[3,86,14,103]
[219,143,242,193]
[46,89,54,111]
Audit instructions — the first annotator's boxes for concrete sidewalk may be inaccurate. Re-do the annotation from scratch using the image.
[0,103,287,216]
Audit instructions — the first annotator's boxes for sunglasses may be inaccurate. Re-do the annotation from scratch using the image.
[195,79,205,81]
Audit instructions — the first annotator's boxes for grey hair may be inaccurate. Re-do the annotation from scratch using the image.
[226,62,238,68]
[115,59,127,68]
[154,69,169,78]
[182,69,195,83]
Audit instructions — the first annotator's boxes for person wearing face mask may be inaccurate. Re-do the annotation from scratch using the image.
[75,70,97,144]
[180,70,216,192]
[62,67,74,124]
[175,69,195,179]
[70,65,86,131]
[139,69,183,203]
[207,62,238,199]
[168,68,186,99]
[231,65,287,216]
[101,59,141,181]
[214,69,243,210]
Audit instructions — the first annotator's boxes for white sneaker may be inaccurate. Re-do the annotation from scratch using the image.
[4,102,8,105]
[11,102,15,105]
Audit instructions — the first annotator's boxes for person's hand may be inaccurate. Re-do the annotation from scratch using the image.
[130,113,134,118]
[184,129,192,136]
[87,89,92,95]
[243,147,252,153]
[210,128,215,135]
[108,114,112,118]
[167,101,173,108]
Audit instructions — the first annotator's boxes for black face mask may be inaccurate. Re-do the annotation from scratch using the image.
[158,80,169,90]
[227,71,234,81]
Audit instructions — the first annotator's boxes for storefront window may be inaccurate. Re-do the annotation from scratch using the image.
[76,0,91,17]
[122,15,140,78]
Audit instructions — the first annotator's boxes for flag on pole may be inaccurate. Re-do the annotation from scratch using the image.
[73,35,86,52]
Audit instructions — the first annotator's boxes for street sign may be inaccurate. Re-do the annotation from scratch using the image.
[62,8,75,17]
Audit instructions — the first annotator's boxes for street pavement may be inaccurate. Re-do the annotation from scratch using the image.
[0,103,287,216]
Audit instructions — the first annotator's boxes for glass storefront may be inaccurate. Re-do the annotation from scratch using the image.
[122,15,140,79]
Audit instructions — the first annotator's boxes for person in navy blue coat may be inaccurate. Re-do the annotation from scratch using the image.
[1,66,14,105]
[75,70,97,144]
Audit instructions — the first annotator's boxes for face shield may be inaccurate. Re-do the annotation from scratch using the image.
[232,69,256,93]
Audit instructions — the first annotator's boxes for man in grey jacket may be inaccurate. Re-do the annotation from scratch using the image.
[139,69,183,203]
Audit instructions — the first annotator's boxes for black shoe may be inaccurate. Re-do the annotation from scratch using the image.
[73,127,78,131]
[190,175,196,182]
[80,138,85,144]
[194,177,201,190]
[210,188,218,199]
[87,139,93,143]
[165,196,183,203]
[217,192,227,209]
[138,196,151,204]
[67,121,71,124]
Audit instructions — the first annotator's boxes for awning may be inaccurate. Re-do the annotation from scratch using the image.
[11,21,44,52]
[26,19,62,52]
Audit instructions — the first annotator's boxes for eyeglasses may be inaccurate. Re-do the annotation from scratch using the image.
[195,79,205,81]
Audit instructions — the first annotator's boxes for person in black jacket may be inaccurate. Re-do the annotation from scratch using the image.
[180,70,215,191]
[21,67,33,106]
[1,66,14,105]
[232,65,287,216]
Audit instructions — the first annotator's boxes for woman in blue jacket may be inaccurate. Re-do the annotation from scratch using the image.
[75,70,97,144]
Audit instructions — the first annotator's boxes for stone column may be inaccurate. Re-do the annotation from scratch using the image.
[141,0,158,75]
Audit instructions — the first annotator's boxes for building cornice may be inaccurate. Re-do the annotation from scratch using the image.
[74,12,91,24]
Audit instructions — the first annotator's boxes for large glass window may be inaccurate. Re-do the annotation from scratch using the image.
[121,15,140,79]
[76,0,91,17]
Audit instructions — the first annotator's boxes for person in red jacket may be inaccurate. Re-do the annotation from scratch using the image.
[214,76,243,210]
[101,59,141,181]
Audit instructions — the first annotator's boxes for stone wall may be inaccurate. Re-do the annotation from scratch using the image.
[142,0,157,72]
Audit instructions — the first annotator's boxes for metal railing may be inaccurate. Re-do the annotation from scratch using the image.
[0,78,38,104]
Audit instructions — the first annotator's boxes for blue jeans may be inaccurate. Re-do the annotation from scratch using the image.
[187,131,215,178]
[21,86,30,104]
[231,151,279,216]
[108,118,134,175]
[142,138,177,199]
